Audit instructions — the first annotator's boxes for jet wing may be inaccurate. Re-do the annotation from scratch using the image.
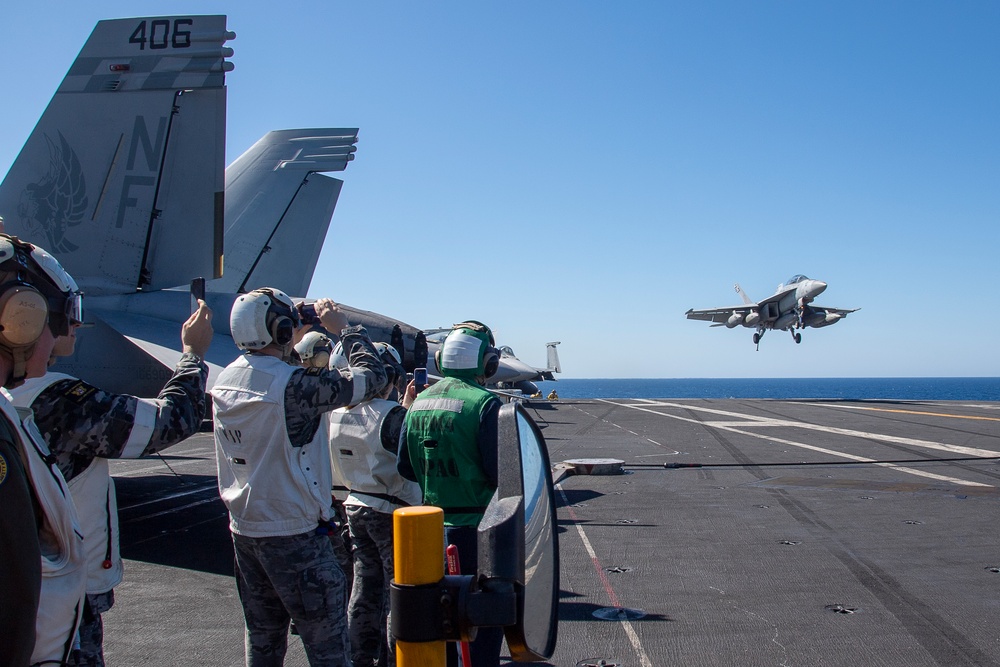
[685,306,755,325]
[52,290,239,395]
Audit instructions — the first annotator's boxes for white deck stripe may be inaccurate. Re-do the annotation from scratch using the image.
[600,400,996,487]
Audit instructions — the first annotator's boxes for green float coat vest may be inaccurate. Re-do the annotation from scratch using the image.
[406,377,496,526]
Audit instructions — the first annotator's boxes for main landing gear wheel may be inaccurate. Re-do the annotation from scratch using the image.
[753,333,760,345]
[793,332,802,344]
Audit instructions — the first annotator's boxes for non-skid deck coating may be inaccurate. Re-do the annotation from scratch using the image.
[104,398,1000,666]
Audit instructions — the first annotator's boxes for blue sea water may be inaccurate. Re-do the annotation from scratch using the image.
[533,378,1000,401]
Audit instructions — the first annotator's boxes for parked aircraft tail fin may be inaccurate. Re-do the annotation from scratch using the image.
[0,15,233,295]
[545,342,562,375]
[211,129,359,297]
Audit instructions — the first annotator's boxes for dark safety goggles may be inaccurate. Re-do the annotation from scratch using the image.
[47,291,84,336]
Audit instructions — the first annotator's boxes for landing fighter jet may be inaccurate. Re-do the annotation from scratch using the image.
[686,275,858,348]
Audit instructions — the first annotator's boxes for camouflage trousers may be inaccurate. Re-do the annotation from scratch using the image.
[331,498,355,597]
[233,531,351,667]
[69,590,114,666]
[346,505,395,667]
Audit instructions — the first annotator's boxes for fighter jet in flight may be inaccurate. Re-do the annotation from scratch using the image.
[686,275,858,349]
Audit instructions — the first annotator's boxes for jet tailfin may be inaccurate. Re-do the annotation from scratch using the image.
[735,283,754,305]
[0,16,233,295]
[211,129,359,296]
[545,341,562,374]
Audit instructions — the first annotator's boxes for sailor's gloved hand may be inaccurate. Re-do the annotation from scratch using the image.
[339,325,388,399]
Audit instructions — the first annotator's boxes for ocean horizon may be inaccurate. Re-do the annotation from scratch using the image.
[532,377,1000,401]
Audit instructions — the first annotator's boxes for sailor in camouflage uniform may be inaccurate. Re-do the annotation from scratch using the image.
[0,233,87,667]
[328,341,421,667]
[295,331,355,596]
[213,290,387,667]
[10,294,214,666]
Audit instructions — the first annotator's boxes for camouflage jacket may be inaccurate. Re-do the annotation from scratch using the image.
[28,353,208,481]
[283,326,389,447]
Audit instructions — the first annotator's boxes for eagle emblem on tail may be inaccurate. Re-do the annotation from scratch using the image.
[17,132,89,253]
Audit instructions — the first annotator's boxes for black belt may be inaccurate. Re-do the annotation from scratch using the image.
[335,487,414,508]
[353,490,413,507]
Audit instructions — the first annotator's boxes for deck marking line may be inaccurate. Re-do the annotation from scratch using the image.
[616,400,1000,460]
[118,482,218,511]
[813,403,1000,422]
[570,405,679,454]
[127,511,228,547]
[111,457,211,478]
[599,400,994,487]
[557,484,653,667]
[121,496,220,523]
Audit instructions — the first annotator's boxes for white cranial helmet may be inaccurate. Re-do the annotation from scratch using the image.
[229,288,299,351]
[373,341,402,367]
[330,341,349,370]
[295,331,333,368]
[0,234,85,387]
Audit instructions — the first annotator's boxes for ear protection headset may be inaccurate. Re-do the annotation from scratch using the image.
[483,346,500,379]
[0,283,49,348]
[260,288,299,347]
[311,345,331,369]
[269,312,295,346]
[0,235,78,387]
[294,331,332,369]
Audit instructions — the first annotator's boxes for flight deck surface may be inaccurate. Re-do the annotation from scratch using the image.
[104,398,1000,666]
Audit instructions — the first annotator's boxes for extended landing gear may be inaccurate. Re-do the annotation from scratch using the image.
[792,331,802,344]
[753,330,763,351]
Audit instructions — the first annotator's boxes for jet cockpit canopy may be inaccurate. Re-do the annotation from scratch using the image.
[780,274,809,290]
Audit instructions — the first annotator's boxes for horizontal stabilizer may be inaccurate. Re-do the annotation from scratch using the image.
[59,290,240,392]
[0,15,232,295]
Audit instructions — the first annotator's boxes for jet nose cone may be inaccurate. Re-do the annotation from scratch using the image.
[810,280,828,297]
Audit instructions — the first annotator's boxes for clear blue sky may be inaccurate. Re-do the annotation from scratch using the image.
[3,2,998,378]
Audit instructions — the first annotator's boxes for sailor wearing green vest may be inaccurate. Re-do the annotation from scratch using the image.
[397,320,504,667]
